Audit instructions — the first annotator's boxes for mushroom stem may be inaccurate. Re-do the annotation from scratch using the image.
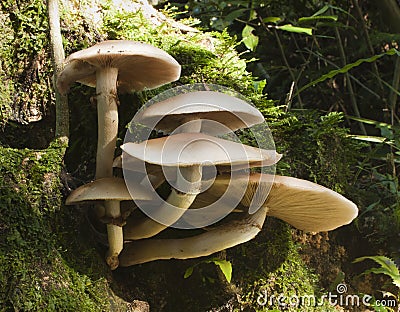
[94,66,123,268]
[95,66,119,179]
[105,200,123,270]
[124,165,202,240]
[176,118,202,133]
[119,206,268,266]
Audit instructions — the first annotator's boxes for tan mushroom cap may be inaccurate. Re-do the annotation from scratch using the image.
[121,133,280,168]
[57,40,181,94]
[134,91,264,133]
[194,173,358,232]
[65,177,153,205]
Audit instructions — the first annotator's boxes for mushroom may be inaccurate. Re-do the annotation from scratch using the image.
[58,40,181,268]
[65,177,154,269]
[133,90,265,134]
[118,173,358,266]
[57,40,181,181]
[118,205,269,266]
[121,132,280,239]
[194,173,358,232]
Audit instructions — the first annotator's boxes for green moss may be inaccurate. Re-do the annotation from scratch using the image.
[231,219,336,311]
[271,111,363,193]
[0,0,52,125]
[0,141,114,311]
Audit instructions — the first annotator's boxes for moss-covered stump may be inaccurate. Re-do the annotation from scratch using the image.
[0,0,367,311]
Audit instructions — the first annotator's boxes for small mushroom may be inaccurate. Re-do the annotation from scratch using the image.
[118,205,269,266]
[121,132,280,240]
[133,90,265,134]
[65,177,154,269]
[58,40,180,268]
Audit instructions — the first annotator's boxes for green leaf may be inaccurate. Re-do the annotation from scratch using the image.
[242,25,259,51]
[312,5,330,16]
[262,16,281,24]
[276,24,313,35]
[354,256,400,288]
[184,266,194,279]
[348,116,392,129]
[297,48,400,94]
[206,258,232,283]
[298,15,338,23]
[348,135,386,143]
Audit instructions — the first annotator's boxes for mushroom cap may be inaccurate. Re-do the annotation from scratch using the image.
[65,177,153,205]
[265,174,358,231]
[194,173,358,232]
[121,133,280,168]
[57,40,181,94]
[134,91,264,133]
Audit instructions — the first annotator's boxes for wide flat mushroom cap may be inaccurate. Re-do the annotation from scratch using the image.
[121,133,280,167]
[57,40,181,94]
[65,177,153,205]
[134,91,264,133]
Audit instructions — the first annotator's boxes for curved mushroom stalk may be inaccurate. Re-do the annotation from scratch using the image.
[119,206,268,266]
[124,165,202,239]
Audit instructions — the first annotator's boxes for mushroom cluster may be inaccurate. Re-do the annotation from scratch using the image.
[60,41,358,270]
[58,40,181,269]
[116,89,357,267]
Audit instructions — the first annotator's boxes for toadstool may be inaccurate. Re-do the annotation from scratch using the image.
[194,173,358,232]
[121,132,280,239]
[133,90,265,134]
[65,177,154,269]
[58,40,181,268]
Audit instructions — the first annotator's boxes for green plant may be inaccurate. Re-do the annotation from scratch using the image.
[354,256,399,312]
[184,257,232,283]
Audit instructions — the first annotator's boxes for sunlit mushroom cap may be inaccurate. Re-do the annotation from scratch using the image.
[134,91,264,133]
[121,133,280,168]
[57,40,181,94]
[265,175,358,231]
[194,173,358,232]
[65,177,153,205]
